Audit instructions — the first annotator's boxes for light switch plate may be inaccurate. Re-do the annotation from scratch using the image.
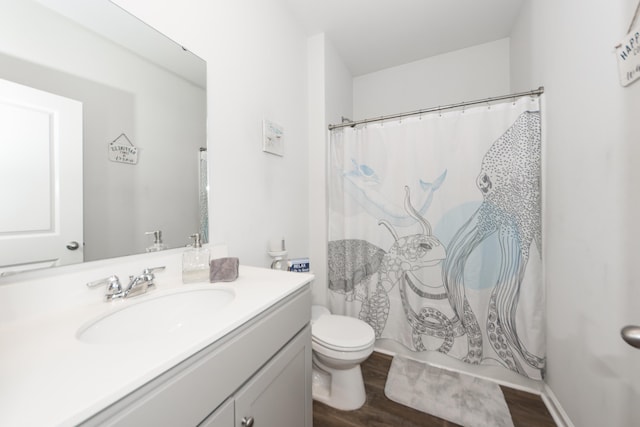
[262,119,284,156]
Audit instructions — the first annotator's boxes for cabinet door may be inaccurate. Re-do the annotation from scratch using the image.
[199,398,234,427]
[234,326,311,427]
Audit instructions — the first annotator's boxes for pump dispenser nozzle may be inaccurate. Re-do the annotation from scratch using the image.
[189,233,202,248]
[145,230,167,252]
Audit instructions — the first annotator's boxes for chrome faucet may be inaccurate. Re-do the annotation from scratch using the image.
[86,266,165,301]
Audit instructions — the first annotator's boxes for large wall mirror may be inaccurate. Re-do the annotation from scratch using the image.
[0,0,207,276]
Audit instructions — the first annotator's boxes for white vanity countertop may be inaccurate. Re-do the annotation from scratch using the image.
[0,254,313,427]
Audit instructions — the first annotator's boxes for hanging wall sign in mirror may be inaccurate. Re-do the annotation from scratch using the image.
[0,0,207,276]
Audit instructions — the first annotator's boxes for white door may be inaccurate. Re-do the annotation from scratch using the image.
[0,78,83,274]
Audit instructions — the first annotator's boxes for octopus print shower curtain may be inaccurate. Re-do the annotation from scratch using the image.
[327,96,544,379]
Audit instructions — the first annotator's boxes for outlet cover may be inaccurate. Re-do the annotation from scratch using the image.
[262,119,284,156]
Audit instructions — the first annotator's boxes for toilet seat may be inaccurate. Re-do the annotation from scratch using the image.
[312,315,375,352]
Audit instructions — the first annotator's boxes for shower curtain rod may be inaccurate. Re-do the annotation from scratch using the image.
[328,86,544,130]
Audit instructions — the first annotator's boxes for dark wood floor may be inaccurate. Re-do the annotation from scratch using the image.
[313,352,556,427]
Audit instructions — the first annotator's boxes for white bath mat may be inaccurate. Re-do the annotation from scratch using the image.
[384,355,514,427]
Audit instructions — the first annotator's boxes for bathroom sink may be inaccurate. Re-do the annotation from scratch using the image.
[77,287,235,344]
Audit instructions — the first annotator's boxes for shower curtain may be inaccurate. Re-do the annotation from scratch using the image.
[327,96,544,379]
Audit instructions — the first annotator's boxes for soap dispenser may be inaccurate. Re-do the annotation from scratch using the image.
[145,230,168,252]
[182,233,210,283]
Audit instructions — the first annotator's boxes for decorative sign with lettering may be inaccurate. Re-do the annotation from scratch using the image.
[616,25,640,86]
[108,133,138,164]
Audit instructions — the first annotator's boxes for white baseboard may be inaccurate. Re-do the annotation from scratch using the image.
[541,383,575,427]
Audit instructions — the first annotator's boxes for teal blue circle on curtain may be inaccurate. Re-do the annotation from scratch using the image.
[434,202,501,291]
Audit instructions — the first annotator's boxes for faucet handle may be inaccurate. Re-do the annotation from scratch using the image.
[86,275,121,290]
[143,266,166,275]
[86,275,123,301]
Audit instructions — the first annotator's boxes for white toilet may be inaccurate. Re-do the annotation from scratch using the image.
[311,305,376,411]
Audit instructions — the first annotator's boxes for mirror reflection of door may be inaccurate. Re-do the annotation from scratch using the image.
[0,78,82,274]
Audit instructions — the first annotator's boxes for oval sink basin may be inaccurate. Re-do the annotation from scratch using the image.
[77,287,235,344]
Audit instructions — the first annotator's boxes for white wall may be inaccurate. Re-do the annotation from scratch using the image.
[114,0,310,268]
[308,33,353,305]
[511,1,640,426]
[353,38,511,119]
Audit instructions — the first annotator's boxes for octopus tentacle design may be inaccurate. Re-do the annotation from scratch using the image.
[411,306,456,353]
[443,111,543,374]
[439,210,486,364]
[377,186,461,353]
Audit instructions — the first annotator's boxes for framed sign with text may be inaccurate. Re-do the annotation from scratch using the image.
[108,133,138,165]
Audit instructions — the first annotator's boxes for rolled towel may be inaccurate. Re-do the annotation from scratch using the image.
[209,257,239,283]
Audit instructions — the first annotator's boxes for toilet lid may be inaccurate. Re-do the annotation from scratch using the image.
[312,315,375,352]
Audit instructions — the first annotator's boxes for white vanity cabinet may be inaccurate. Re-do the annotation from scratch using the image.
[80,285,312,427]
[201,325,310,427]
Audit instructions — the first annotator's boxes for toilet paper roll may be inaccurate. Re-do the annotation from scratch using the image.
[268,238,285,252]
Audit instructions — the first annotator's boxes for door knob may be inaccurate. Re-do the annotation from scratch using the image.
[241,416,254,427]
[621,325,640,348]
[66,241,80,250]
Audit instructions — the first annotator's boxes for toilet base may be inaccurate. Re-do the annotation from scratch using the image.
[311,360,366,411]
[311,368,331,400]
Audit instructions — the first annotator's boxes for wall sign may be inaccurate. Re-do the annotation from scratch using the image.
[616,25,640,86]
[616,1,640,87]
[262,119,284,156]
[108,133,138,164]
